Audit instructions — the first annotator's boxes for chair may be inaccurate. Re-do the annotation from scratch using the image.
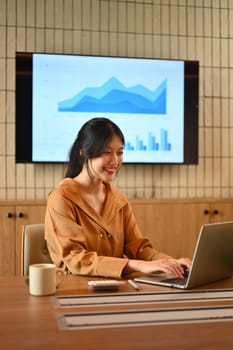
[19,224,52,276]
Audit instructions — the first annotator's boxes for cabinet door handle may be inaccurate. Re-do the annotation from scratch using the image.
[6,212,13,218]
[203,209,209,215]
[213,209,219,215]
[18,212,24,218]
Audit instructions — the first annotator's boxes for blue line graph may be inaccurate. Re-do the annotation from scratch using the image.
[125,129,171,152]
[58,77,167,115]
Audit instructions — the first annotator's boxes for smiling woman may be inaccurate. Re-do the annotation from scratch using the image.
[44,117,191,279]
[88,135,124,183]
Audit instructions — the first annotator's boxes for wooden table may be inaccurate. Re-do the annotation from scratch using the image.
[1,275,233,349]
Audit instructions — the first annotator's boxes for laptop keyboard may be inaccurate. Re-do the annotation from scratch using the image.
[160,276,188,285]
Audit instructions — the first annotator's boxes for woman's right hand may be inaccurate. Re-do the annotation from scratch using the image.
[126,258,191,278]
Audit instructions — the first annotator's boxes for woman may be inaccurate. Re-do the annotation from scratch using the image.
[45,117,191,278]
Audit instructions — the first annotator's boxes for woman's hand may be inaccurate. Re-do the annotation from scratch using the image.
[126,257,192,278]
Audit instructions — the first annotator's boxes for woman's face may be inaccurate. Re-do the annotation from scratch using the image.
[88,135,124,183]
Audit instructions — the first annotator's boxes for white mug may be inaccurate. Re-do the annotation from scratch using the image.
[29,263,65,296]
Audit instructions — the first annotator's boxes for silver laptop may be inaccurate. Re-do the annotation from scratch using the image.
[135,221,233,289]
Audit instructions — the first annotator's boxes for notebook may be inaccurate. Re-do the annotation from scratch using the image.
[135,221,233,289]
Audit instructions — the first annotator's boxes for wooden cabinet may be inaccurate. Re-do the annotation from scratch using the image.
[131,199,233,259]
[0,199,233,275]
[208,201,233,223]
[0,204,16,275]
[0,201,46,275]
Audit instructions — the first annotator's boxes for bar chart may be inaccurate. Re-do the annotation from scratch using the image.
[125,129,171,152]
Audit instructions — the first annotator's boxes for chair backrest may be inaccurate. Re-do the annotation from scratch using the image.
[19,224,52,276]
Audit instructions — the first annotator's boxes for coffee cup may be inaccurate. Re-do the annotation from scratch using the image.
[29,263,65,296]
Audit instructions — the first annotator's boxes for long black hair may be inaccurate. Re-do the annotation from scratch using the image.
[65,117,125,178]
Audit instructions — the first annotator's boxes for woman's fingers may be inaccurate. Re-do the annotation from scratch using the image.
[127,257,192,277]
[153,259,184,277]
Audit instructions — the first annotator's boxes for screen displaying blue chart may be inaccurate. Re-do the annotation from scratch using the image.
[32,54,184,163]
[125,130,171,152]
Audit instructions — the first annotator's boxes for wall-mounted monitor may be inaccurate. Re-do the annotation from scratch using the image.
[16,53,199,164]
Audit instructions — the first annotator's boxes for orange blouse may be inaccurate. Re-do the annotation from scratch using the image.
[45,178,170,278]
